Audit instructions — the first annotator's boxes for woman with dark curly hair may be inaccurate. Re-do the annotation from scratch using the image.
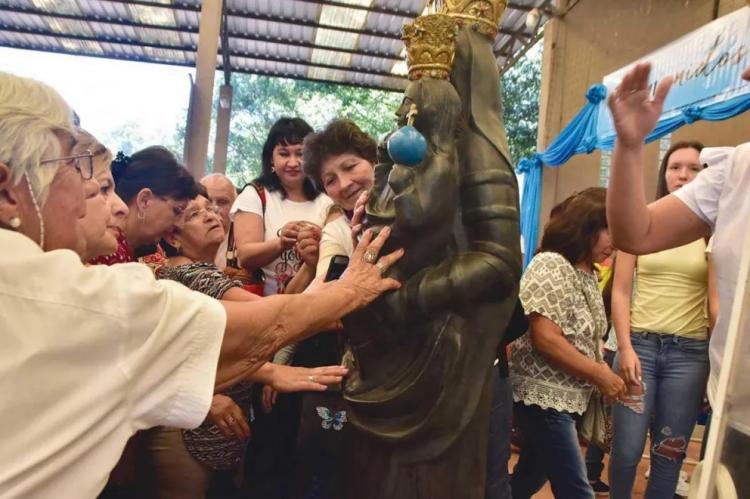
[510,187,625,499]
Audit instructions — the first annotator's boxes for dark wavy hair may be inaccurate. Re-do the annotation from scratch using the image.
[112,146,198,205]
[255,117,318,200]
[655,140,704,200]
[302,119,377,190]
[540,187,608,266]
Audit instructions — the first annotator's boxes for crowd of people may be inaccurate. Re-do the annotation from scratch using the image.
[0,58,748,499]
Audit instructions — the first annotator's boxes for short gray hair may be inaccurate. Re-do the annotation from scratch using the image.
[0,72,75,205]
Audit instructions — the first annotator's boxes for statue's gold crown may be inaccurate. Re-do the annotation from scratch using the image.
[437,0,508,38]
[402,13,457,80]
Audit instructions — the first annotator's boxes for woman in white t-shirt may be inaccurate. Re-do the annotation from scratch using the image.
[229,117,332,498]
[231,117,333,297]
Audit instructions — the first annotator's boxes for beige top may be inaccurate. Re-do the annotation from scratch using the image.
[316,215,354,278]
[0,229,226,498]
[630,238,708,340]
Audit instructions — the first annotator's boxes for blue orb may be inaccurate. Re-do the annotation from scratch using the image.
[387,125,427,166]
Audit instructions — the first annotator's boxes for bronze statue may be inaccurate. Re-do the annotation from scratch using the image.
[341,4,521,498]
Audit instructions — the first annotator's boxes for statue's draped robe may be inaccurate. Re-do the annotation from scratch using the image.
[341,28,521,499]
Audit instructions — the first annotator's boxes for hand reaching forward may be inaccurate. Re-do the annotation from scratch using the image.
[339,226,403,307]
[261,364,348,413]
[608,62,673,148]
[207,394,251,440]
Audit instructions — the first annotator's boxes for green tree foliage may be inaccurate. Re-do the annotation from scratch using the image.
[501,42,542,165]
[172,43,541,185]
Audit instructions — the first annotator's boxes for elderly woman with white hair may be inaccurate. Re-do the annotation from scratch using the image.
[0,71,403,498]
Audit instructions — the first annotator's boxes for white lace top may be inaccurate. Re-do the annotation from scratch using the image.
[510,252,607,415]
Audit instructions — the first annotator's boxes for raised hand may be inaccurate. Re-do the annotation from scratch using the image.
[608,62,673,148]
[207,394,251,440]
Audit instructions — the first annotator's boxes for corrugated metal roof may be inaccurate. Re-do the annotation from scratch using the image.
[0,0,553,91]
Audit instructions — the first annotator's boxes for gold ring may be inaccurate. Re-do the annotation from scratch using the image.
[308,375,315,382]
[363,250,377,264]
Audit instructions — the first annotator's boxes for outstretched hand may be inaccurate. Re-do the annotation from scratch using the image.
[608,62,673,149]
[261,364,349,413]
[340,226,403,307]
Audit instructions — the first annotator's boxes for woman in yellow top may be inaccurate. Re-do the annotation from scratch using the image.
[608,141,719,499]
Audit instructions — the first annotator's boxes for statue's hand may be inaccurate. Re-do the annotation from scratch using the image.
[350,190,369,248]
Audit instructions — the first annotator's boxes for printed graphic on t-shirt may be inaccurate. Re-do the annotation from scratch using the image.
[274,248,303,294]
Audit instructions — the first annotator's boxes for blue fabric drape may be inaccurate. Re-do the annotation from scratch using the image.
[516,84,607,267]
[516,85,750,268]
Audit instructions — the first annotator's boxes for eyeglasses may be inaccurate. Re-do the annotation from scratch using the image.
[40,150,94,180]
[184,204,220,222]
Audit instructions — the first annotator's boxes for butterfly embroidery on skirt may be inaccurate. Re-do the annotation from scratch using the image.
[316,406,347,431]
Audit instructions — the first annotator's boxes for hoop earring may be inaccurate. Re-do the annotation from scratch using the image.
[8,216,21,229]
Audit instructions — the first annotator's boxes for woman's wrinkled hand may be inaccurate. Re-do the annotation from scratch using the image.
[207,394,251,440]
[617,346,642,387]
[608,62,672,149]
[339,226,403,307]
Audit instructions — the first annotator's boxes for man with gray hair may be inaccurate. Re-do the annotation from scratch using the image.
[200,173,237,268]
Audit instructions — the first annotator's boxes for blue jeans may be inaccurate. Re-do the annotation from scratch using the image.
[511,403,594,499]
[485,370,513,499]
[609,332,709,499]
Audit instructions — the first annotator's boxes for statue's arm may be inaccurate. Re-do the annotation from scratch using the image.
[387,163,520,318]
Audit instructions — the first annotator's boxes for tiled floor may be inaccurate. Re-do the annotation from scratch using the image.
[507,432,703,498]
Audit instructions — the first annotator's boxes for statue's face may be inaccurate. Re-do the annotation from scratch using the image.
[392,81,459,227]
[395,83,419,127]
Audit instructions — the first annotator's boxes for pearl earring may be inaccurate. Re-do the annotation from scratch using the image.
[8,216,21,229]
